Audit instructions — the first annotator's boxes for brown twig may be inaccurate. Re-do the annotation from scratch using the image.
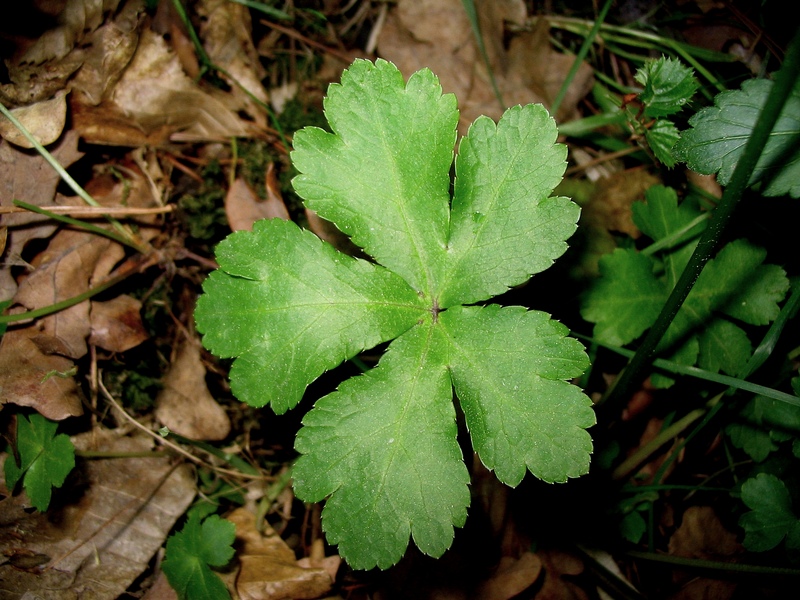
[0,205,175,217]
[97,376,269,482]
[261,18,357,63]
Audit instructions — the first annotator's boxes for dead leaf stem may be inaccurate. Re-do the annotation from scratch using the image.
[97,376,270,482]
[0,100,143,247]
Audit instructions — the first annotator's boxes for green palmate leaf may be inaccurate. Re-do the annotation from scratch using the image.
[696,319,751,377]
[197,58,593,569]
[4,413,75,511]
[632,185,704,286]
[726,422,777,462]
[294,321,470,570]
[739,473,800,552]
[582,186,789,383]
[635,56,699,118]
[195,218,426,413]
[441,105,578,307]
[674,77,800,198]
[292,61,457,295]
[644,119,681,167]
[726,393,800,462]
[756,393,800,432]
[441,305,594,485]
[162,512,236,600]
[579,248,664,347]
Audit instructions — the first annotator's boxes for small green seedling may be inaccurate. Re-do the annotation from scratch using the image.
[581,184,789,387]
[628,56,699,167]
[196,59,595,569]
[739,473,800,553]
[162,511,236,600]
[4,412,75,511]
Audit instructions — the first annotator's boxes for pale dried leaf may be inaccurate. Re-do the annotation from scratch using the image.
[0,0,126,106]
[141,572,180,600]
[17,0,123,65]
[108,27,254,143]
[535,548,588,600]
[0,90,68,147]
[227,507,336,600]
[0,328,83,420]
[667,507,741,600]
[0,168,158,418]
[13,230,122,359]
[197,0,269,127]
[155,341,231,441]
[378,0,593,133]
[89,294,149,353]
[669,506,741,560]
[70,0,144,106]
[475,553,543,600]
[225,174,289,232]
[0,428,196,598]
[0,131,83,301]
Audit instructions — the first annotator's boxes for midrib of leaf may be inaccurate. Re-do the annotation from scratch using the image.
[370,322,441,510]
[378,118,442,303]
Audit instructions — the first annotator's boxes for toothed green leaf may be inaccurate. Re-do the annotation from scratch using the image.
[4,413,75,512]
[674,77,800,197]
[197,59,592,569]
[162,513,235,600]
[739,473,800,552]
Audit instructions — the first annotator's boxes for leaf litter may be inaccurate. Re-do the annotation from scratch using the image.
[0,1,795,598]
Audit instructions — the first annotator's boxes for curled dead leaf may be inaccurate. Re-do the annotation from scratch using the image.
[0,131,83,301]
[89,294,149,353]
[0,328,83,420]
[155,341,231,441]
[227,507,338,600]
[0,90,68,148]
[225,171,289,232]
[475,552,543,600]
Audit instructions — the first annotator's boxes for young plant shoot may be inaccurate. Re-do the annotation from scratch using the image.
[195,59,595,569]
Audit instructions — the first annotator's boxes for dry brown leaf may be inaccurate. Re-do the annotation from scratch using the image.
[0,0,127,106]
[16,0,124,65]
[197,0,269,128]
[70,0,144,106]
[0,428,196,599]
[0,167,158,419]
[0,130,84,301]
[141,571,180,600]
[666,506,742,600]
[225,171,289,232]
[89,294,149,353]
[534,548,587,600]
[378,0,593,134]
[75,26,256,145]
[0,90,68,148]
[669,506,741,560]
[14,229,122,359]
[155,340,231,441]
[227,507,337,600]
[0,328,84,420]
[474,553,543,600]
[574,168,662,279]
[583,168,660,239]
